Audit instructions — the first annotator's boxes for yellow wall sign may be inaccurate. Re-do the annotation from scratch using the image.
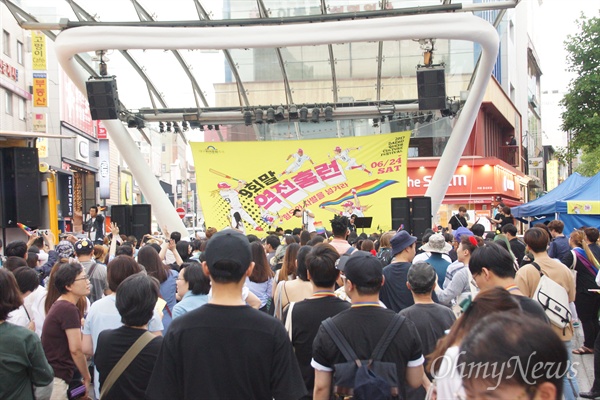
[32,73,47,107]
[566,201,600,215]
[31,31,46,71]
[191,131,410,233]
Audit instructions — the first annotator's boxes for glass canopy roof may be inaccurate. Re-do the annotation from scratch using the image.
[7,0,513,112]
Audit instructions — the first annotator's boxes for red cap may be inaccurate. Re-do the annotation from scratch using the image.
[217,182,231,189]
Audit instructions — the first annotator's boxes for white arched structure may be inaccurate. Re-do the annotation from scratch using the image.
[54,13,499,227]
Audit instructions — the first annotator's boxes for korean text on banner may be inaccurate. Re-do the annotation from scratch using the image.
[191,131,410,233]
[566,201,600,215]
[31,31,47,70]
[32,73,47,107]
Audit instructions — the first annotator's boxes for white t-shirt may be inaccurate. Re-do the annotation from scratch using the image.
[220,189,243,209]
[303,209,316,233]
[433,346,465,400]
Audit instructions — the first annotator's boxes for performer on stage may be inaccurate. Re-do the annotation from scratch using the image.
[83,205,105,245]
[293,205,316,237]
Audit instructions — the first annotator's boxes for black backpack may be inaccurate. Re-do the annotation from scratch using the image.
[322,314,405,400]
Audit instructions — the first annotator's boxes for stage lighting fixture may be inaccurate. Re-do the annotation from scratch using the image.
[182,121,189,131]
[299,107,309,122]
[244,110,253,126]
[127,115,137,128]
[214,124,220,131]
[255,109,264,124]
[289,104,298,120]
[166,122,172,132]
[207,125,214,130]
[189,121,200,130]
[372,118,379,127]
[275,106,285,121]
[173,122,181,133]
[266,107,276,123]
[324,105,333,122]
[159,122,165,133]
[311,108,320,123]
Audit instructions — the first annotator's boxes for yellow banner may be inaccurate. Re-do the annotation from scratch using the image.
[191,131,410,233]
[32,73,47,107]
[566,201,600,215]
[31,31,46,70]
[121,172,133,205]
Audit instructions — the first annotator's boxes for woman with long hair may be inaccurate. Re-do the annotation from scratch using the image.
[428,287,521,399]
[137,245,179,332]
[41,262,93,399]
[376,231,395,266]
[0,269,53,400]
[566,230,600,355]
[493,233,519,270]
[247,241,275,313]
[274,242,300,285]
[273,245,313,320]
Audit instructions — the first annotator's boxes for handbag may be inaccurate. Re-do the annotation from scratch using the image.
[99,331,155,399]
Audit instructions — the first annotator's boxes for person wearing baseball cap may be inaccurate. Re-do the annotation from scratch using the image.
[400,262,456,389]
[312,251,424,399]
[75,239,108,304]
[378,230,418,312]
[147,230,306,400]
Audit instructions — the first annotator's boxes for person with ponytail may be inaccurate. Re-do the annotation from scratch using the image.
[434,235,483,306]
[562,230,600,355]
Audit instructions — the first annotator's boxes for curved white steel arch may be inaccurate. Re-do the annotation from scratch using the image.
[54,13,499,228]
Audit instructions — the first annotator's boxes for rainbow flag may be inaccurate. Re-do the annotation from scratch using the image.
[17,223,33,236]
[319,179,398,207]
[314,221,327,235]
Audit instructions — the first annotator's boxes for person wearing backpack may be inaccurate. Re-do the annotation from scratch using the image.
[312,251,424,400]
[515,227,579,400]
[75,239,109,304]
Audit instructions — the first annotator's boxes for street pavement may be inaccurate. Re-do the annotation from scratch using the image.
[573,324,594,397]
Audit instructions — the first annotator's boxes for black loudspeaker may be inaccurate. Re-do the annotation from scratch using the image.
[391,197,411,232]
[0,148,41,228]
[412,197,432,242]
[86,78,119,120]
[110,205,130,235]
[131,205,152,242]
[111,204,152,242]
[417,67,447,110]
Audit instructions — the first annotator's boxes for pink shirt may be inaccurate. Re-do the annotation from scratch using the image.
[329,238,352,255]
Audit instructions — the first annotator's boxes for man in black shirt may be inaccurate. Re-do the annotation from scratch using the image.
[286,243,350,398]
[448,206,468,232]
[312,252,424,400]
[502,223,526,266]
[379,230,417,312]
[400,262,456,399]
[146,230,306,400]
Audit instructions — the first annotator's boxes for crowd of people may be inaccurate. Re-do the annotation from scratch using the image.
[0,205,599,400]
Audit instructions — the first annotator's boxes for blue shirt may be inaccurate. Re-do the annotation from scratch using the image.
[172,292,209,320]
[548,236,571,261]
[160,269,179,333]
[424,253,451,288]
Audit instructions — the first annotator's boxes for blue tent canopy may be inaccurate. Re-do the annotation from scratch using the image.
[556,172,600,232]
[512,172,589,218]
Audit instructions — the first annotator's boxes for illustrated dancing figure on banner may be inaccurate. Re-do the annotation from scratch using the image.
[260,206,282,229]
[329,146,372,175]
[215,180,263,233]
[279,148,314,177]
[320,189,371,217]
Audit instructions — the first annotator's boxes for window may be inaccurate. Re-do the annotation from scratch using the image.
[18,98,25,120]
[162,143,166,152]
[16,41,23,64]
[2,30,10,56]
[5,91,13,115]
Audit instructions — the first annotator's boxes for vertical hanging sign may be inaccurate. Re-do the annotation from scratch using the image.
[31,31,46,71]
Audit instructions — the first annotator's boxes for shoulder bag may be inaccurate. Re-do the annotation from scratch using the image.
[99,331,155,399]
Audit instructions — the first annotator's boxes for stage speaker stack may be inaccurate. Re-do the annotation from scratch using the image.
[391,197,411,233]
[110,204,152,241]
[86,77,120,120]
[417,67,447,111]
[390,197,432,241]
[412,197,433,242]
[0,147,42,228]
